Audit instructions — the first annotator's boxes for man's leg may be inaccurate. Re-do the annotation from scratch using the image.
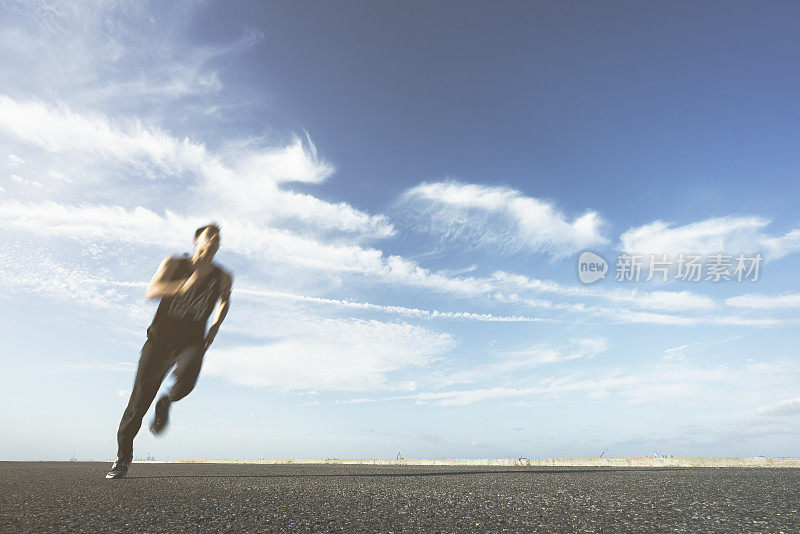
[116,337,173,460]
[168,342,205,402]
[149,342,205,435]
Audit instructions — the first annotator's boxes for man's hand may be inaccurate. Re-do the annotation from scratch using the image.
[203,325,219,352]
[178,269,201,295]
[179,263,215,295]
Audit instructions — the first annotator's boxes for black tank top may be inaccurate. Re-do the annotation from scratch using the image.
[148,255,222,341]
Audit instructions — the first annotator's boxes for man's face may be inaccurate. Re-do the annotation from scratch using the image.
[195,228,220,259]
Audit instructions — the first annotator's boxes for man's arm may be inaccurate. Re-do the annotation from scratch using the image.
[204,270,233,351]
[145,256,195,299]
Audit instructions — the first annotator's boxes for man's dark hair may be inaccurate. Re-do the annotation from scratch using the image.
[195,223,221,240]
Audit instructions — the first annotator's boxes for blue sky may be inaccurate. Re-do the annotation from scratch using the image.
[1,0,799,461]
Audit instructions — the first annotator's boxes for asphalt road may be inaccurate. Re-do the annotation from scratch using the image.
[1,462,798,532]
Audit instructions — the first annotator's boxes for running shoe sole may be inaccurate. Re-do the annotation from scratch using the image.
[150,396,170,435]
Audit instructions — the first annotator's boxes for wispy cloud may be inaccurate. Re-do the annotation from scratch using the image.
[620,216,800,261]
[400,180,607,257]
[0,95,394,238]
[0,94,206,171]
[0,240,130,311]
[662,337,740,362]
[203,317,455,392]
[582,306,786,327]
[0,1,257,107]
[761,229,800,262]
[0,200,477,296]
[334,398,377,404]
[403,358,800,407]
[726,293,800,309]
[758,397,800,416]
[491,271,716,312]
[0,200,787,329]
[0,200,192,245]
[430,338,609,388]
[504,337,608,363]
[235,287,551,323]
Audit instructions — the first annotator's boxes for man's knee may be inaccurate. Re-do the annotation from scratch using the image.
[166,343,203,400]
[169,371,201,401]
[169,371,200,400]
[168,385,194,403]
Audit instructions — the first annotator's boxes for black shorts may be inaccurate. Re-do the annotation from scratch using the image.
[146,321,204,349]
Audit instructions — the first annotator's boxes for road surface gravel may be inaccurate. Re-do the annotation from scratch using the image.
[1,462,798,532]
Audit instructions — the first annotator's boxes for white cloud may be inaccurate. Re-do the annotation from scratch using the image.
[78,26,264,105]
[0,1,255,107]
[2,199,787,329]
[620,216,800,261]
[203,317,456,392]
[432,338,608,388]
[523,337,608,361]
[410,386,531,406]
[8,153,23,166]
[491,270,717,316]
[334,398,377,404]
[235,287,549,323]
[0,200,191,245]
[621,290,714,311]
[758,397,800,416]
[405,358,800,407]
[490,275,788,326]
[662,337,740,362]
[0,94,201,167]
[4,89,784,333]
[588,306,784,327]
[727,293,800,309]
[0,241,128,310]
[0,200,477,297]
[621,217,767,255]
[761,229,800,261]
[664,344,690,361]
[233,135,334,185]
[0,232,158,327]
[490,271,716,312]
[0,95,394,238]
[400,180,607,257]
[499,337,608,367]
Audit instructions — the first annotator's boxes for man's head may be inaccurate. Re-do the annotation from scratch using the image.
[194,223,221,260]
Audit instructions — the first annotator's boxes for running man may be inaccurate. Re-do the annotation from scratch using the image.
[106,224,233,479]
